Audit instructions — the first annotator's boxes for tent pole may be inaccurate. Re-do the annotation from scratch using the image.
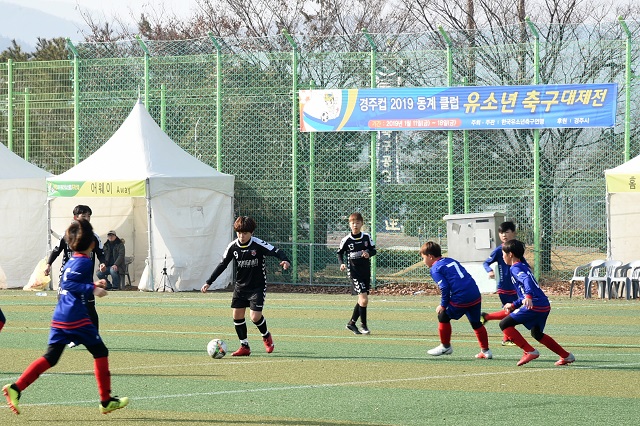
[46,198,52,290]
[606,192,612,260]
[146,178,154,290]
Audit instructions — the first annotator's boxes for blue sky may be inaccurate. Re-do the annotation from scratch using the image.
[0,0,202,49]
[2,0,200,25]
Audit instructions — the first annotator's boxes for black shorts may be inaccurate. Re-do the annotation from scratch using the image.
[348,270,371,294]
[231,286,267,311]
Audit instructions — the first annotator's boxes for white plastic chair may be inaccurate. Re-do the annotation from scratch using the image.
[609,260,640,300]
[119,256,134,288]
[585,260,622,299]
[629,263,640,300]
[569,259,604,298]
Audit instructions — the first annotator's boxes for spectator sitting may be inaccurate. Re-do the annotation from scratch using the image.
[97,230,125,290]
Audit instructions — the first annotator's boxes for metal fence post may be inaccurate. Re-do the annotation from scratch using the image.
[283,28,299,283]
[438,27,456,215]
[136,35,151,107]
[7,59,13,152]
[309,80,316,285]
[66,39,80,164]
[362,28,378,287]
[23,88,29,161]
[208,32,224,172]
[526,17,542,278]
[618,17,633,163]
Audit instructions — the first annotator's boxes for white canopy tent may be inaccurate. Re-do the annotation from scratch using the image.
[0,143,51,289]
[47,101,235,291]
[605,154,640,263]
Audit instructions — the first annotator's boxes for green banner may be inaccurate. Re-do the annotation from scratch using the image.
[48,180,146,197]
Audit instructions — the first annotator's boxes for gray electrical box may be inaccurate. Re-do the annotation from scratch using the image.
[442,212,505,262]
[442,212,506,293]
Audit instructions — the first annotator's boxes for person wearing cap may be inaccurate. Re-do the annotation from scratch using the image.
[97,230,125,290]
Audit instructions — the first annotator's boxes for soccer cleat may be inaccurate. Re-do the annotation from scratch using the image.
[346,323,361,335]
[100,396,129,414]
[3,384,21,415]
[517,349,540,366]
[555,353,575,366]
[360,326,371,335]
[427,344,453,356]
[263,333,274,353]
[480,312,488,325]
[501,339,517,346]
[475,349,493,359]
[68,341,79,348]
[232,344,251,356]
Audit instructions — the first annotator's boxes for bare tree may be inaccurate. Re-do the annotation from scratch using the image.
[395,0,640,272]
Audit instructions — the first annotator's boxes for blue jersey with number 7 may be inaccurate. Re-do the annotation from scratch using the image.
[429,257,481,309]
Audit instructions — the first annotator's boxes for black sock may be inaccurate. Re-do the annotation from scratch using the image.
[234,319,248,340]
[10,384,21,398]
[359,305,367,327]
[101,398,115,407]
[350,303,360,323]
[253,316,269,336]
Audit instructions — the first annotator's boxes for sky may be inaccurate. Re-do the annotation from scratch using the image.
[3,0,202,25]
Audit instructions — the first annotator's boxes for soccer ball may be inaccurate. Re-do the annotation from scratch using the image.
[207,339,227,359]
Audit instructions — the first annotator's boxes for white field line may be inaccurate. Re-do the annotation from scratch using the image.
[2,357,640,411]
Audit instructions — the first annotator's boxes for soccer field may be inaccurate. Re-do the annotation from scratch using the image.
[1,290,639,425]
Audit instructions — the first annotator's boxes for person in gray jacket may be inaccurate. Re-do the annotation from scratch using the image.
[97,230,125,290]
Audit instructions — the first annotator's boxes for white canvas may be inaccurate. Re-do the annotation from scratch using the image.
[0,143,51,289]
[605,155,640,263]
[47,101,235,291]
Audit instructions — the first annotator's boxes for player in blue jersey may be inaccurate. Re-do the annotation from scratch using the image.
[202,216,290,357]
[481,221,520,346]
[421,241,492,359]
[494,239,575,366]
[3,219,128,415]
[0,307,5,333]
[337,212,377,335]
[44,205,106,348]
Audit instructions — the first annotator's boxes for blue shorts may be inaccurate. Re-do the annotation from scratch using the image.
[446,302,482,323]
[498,293,518,306]
[510,307,549,332]
[48,325,103,347]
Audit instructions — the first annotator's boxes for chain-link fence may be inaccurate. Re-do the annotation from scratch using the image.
[2,20,639,287]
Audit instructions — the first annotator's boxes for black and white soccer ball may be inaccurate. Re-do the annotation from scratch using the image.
[207,339,227,359]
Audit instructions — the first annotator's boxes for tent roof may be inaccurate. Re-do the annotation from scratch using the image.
[605,153,640,176]
[605,153,640,194]
[50,100,231,183]
[0,142,51,181]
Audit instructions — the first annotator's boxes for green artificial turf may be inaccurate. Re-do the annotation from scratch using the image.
[1,290,639,425]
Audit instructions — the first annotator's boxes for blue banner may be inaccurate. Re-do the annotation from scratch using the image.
[299,84,617,132]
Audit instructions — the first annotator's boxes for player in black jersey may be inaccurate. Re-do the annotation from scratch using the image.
[201,216,290,356]
[44,205,106,347]
[337,212,376,335]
